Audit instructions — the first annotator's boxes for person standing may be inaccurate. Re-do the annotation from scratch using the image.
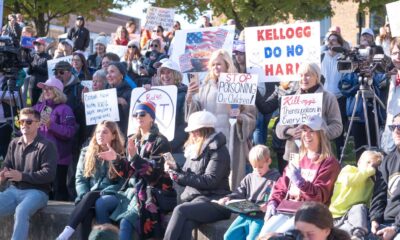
[0,107,57,240]
[67,16,90,51]
[1,14,22,47]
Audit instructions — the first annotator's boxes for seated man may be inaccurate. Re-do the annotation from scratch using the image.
[0,107,57,240]
[370,112,400,240]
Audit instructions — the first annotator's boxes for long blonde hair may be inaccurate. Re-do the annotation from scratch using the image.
[299,129,332,163]
[38,87,67,104]
[184,127,215,156]
[84,121,125,179]
[204,49,237,83]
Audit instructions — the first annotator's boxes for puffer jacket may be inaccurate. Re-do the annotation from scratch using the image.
[175,132,231,202]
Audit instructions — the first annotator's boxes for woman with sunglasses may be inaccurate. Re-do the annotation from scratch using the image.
[33,77,77,201]
[95,101,175,240]
[72,51,92,80]
[258,115,340,237]
[123,40,142,85]
[56,121,125,240]
[185,49,257,189]
[112,26,129,46]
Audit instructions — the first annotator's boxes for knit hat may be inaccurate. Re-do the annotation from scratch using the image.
[94,36,108,47]
[185,111,216,132]
[62,39,74,48]
[134,101,156,120]
[108,61,127,76]
[37,76,64,91]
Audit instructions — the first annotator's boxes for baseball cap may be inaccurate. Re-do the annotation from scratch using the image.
[33,37,46,46]
[37,77,64,91]
[76,16,84,20]
[159,59,180,72]
[361,28,374,37]
[53,61,72,71]
[301,115,326,133]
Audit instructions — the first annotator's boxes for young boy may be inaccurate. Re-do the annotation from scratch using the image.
[329,150,383,239]
[217,145,280,240]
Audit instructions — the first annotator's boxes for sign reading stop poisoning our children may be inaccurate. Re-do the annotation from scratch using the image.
[280,93,323,125]
[216,73,258,105]
[127,85,177,141]
[244,21,320,82]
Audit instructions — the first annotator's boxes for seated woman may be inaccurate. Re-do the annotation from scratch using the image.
[258,115,341,236]
[95,101,175,240]
[163,111,232,240]
[33,77,77,201]
[56,121,126,240]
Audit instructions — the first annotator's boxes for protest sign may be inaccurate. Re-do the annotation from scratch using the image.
[386,1,400,37]
[81,80,93,91]
[279,93,323,125]
[47,56,73,78]
[21,36,36,48]
[144,7,175,32]
[83,88,119,125]
[106,44,128,59]
[245,22,320,82]
[169,26,235,73]
[216,73,258,105]
[127,86,177,140]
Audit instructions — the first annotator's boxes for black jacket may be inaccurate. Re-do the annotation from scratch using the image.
[370,148,400,226]
[113,80,132,135]
[27,51,52,85]
[87,53,101,71]
[170,84,188,154]
[175,132,231,202]
[67,26,90,51]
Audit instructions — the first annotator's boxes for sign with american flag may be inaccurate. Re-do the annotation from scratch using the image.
[169,25,235,73]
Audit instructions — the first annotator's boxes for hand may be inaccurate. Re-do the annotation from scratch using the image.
[143,84,152,91]
[81,87,89,102]
[217,197,230,206]
[4,169,22,182]
[371,220,380,234]
[117,97,128,106]
[42,117,51,128]
[376,226,397,240]
[0,167,9,183]
[286,163,304,187]
[186,81,199,102]
[127,136,137,157]
[97,144,118,161]
[259,202,268,212]
[286,126,302,139]
[264,202,277,221]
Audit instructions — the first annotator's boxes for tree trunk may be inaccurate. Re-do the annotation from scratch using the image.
[34,13,48,36]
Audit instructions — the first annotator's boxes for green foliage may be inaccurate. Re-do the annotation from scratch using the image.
[4,0,136,36]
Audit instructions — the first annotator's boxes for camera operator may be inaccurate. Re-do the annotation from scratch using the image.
[339,28,388,160]
[26,38,52,105]
[1,14,22,48]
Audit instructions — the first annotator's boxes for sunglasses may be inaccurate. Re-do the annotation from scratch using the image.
[18,119,38,125]
[128,45,137,49]
[153,30,161,33]
[133,111,147,118]
[389,124,400,132]
[150,44,159,48]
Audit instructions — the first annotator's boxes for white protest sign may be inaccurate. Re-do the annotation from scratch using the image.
[169,26,235,73]
[47,56,73,78]
[106,44,128,59]
[280,93,323,125]
[81,80,93,91]
[216,73,258,105]
[144,7,175,32]
[127,86,177,141]
[245,22,320,82]
[386,1,400,37]
[83,88,119,125]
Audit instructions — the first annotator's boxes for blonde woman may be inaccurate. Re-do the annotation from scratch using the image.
[33,77,77,201]
[258,115,341,236]
[57,121,125,240]
[185,49,257,189]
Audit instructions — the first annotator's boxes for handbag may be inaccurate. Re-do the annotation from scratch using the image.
[151,187,177,213]
[276,199,303,214]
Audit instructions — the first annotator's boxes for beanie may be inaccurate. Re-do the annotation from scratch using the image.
[135,101,156,120]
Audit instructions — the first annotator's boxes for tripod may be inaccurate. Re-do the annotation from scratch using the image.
[339,75,385,163]
[0,73,23,136]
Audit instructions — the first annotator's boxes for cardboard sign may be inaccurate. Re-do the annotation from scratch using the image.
[169,26,235,73]
[127,86,177,141]
[47,56,73,78]
[386,1,400,37]
[216,73,258,105]
[280,93,323,125]
[83,88,119,125]
[144,7,175,32]
[106,44,128,59]
[245,22,320,82]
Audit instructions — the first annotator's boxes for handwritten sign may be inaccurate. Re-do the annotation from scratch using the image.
[245,22,320,82]
[47,56,73,78]
[106,44,128,59]
[127,86,177,140]
[386,1,400,37]
[83,88,119,125]
[280,93,323,125]
[217,73,258,105]
[144,7,175,32]
[169,26,235,73]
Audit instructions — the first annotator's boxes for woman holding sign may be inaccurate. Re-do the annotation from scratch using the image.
[185,49,257,189]
[275,62,342,162]
[33,77,77,201]
[95,101,176,240]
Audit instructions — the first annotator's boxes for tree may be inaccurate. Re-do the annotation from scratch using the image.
[4,0,135,36]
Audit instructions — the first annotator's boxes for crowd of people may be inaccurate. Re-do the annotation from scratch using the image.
[0,11,400,240]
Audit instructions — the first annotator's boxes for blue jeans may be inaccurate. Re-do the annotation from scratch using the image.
[224,215,264,240]
[95,195,119,224]
[0,185,48,240]
[253,112,272,145]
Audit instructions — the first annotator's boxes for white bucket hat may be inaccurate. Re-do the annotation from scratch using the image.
[185,111,216,132]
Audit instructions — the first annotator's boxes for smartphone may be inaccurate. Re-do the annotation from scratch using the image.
[163,152,177,170]
[41,106,53,124]
[188,72,199,93]
[289,153,300,168]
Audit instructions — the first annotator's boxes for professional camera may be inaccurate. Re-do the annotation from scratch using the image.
[267,229,304,240]
[0,36,30,73]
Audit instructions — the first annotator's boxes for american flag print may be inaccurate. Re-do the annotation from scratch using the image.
[184,28,228,53]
